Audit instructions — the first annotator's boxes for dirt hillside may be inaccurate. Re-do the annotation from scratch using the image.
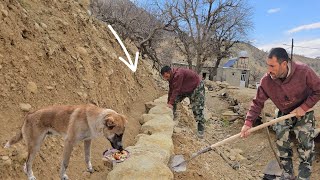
[0,0,161,179]
[1,1,319,180]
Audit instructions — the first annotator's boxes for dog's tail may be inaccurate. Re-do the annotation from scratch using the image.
[4,113,30,148]
[4,130,23,148]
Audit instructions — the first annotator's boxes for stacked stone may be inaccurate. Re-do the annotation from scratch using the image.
[107,95,175,180]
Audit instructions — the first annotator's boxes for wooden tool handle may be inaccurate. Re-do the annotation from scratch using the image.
[210,109,313,149]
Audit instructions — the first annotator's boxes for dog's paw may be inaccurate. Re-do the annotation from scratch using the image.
[28,176,36,180]
[23,163,27,174]
[87,167,94,173]
[4,141,10,148]
[61,174,69,180]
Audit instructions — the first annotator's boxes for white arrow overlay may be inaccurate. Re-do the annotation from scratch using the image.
[108,25,139,72]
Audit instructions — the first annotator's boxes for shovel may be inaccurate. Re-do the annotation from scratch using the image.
[263,111,284,179]
[171,109,313,172]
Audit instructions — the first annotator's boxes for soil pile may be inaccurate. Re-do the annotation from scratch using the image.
[0,0,161,179]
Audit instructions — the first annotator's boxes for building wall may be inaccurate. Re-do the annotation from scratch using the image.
[226,69,242,86]
[171,62,211,80]
[171,62,250,85]
[217,68,250,87]
[216,67,225,82]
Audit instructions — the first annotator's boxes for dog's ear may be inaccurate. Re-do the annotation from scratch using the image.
[121,114,128,127]
[104,115,116,130]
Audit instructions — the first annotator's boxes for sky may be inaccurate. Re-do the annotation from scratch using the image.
[134,0,320,58]
[247,0,320,58]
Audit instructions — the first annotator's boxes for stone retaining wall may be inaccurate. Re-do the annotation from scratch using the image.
[107,95,174,180]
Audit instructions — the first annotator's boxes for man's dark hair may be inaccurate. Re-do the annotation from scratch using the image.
[160,65,171,75]
[268,47,290,63]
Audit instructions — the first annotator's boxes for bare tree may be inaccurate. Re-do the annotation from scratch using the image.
[90,0,172,70]
[156,0,252,76]
[90,0,252,74]
[208,0,253,79]
[249,67,263,83]
[248,47,266,82]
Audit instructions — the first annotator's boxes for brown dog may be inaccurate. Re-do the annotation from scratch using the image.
[4,104,127,180]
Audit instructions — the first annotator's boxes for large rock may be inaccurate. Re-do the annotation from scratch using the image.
[107,155,173,180]
[148,104,173,118]
[135,133,174,158]
[141,117,174,136]
[140,113,172,125]
[125,143,171,164]
[153,95,167,104]
[145,95,168,113]
[140,114,156,125]
[145,101,158,113]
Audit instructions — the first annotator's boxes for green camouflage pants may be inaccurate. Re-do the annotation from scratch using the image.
[173,81,205,125]
[274,110,315,180]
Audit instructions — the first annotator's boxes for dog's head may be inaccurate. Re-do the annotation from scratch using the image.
[103,111,127,151]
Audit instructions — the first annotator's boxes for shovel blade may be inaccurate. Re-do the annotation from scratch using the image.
[170,155,187,172]
[263,159,283,177]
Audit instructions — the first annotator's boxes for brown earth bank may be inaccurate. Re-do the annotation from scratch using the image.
[0,0,162,179]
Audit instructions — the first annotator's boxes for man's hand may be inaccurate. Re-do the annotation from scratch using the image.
[290,107,306,118]
[167,104,173,109]
[240,125,251,138]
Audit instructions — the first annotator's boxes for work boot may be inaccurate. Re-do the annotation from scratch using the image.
[197,123,205,139]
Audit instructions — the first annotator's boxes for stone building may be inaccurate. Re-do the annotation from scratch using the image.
[170,51,250,88]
